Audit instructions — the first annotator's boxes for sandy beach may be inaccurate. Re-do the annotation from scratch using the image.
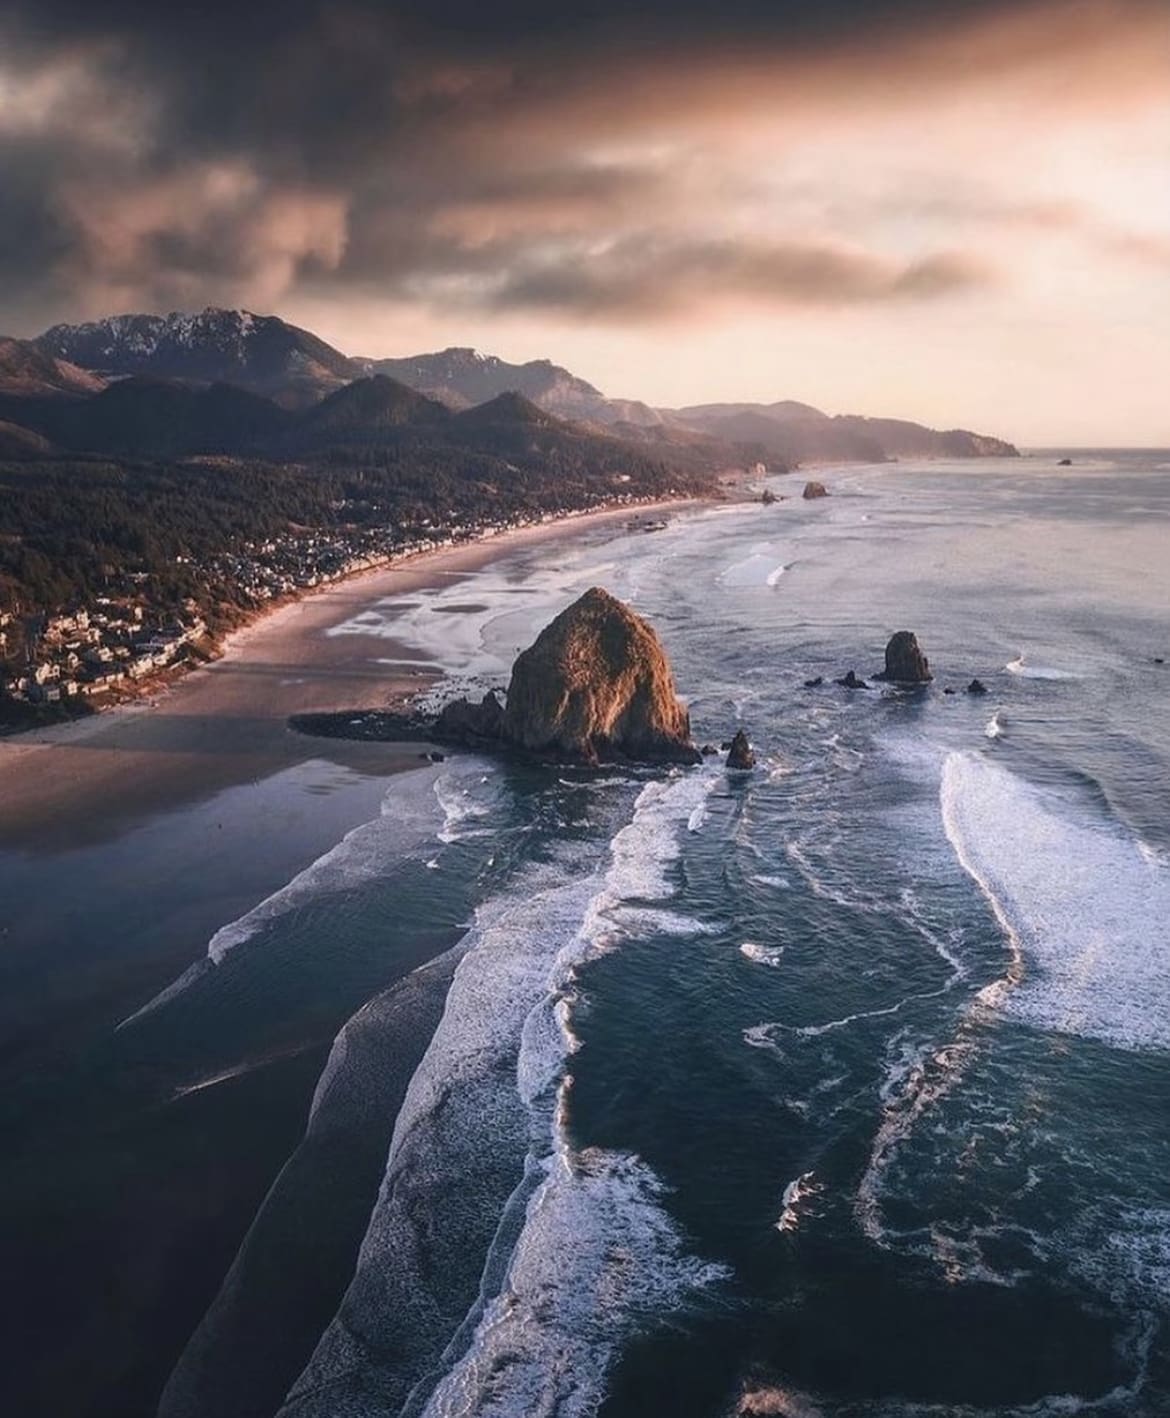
[0,500,697,849]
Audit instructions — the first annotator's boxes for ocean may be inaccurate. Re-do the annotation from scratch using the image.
[4,452,1170,1417]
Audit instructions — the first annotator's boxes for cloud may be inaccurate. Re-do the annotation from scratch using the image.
[55,163,348,313]
[483,239,991,319]
[0,0,1164,331]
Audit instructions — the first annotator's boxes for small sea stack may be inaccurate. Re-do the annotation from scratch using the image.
[802,480,829,500]
[966,678,989,695]
[835,670,870,690]
[726,730,755,770]
[875,630,932,684]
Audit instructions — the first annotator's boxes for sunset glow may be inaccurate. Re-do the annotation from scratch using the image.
[2,0,1167,440]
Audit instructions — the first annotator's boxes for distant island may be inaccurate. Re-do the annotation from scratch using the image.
[0,307,1017,728]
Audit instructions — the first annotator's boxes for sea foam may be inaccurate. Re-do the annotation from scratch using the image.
[281,771,724,1417]
[1005,655,1080,681]
[740,941,785,968]
[941,752,1170,1052]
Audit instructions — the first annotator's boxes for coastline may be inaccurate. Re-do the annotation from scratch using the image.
[0,492,709,1416]
[0,496,705,849]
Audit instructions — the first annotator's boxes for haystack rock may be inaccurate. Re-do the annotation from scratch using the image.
[876,631,932,684]
[502,587,700,764]
[802,480,829,500]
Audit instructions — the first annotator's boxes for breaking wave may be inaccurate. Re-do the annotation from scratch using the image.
[940,752,1170,1052]
[1005,655,1080,681]
[740,941,785,969]
[119,764,451,1028]
[281,770,724,1417]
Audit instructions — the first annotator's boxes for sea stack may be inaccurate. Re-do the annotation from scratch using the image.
[726,730,755,770]
[875,631,932,684]
[802,480,829,500]
[501,587,700,765]
[835,670,870,690]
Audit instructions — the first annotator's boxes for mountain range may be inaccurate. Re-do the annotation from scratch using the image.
[35,309,355,408]
[1,307,1017,465]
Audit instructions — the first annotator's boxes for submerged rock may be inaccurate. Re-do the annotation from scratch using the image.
[875,630,932,684]
[501,587,700,764]
[802,480,829,500]
[726,729,755,770]
[803,675,824,688]
[835,670,870,690]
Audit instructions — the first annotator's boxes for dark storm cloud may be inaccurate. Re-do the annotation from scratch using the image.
[0,0,1163,329]
[487,239,991,319]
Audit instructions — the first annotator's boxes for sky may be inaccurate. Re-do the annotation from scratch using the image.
[0,0,1167,443]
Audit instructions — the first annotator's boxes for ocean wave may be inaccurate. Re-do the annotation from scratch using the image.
[785,839,965,985]
[1071,1206,1170,1315]
[740,941,784,968]
[119,764,452,1028]
[941,751,1170,1051]
[282,769,724,1416]
[717,543,789,590]
[207,764,455,962]
[775,1171,823,1234]
[855,1033,976,1247]
[419,1144,726,1418]
[279,865,601,1418]
[1005,655,1080,681]
[434,767,498,843]
[985,709,1005,739]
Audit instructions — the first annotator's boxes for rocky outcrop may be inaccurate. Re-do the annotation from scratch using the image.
[501,587,699,764]
[966,678,989,696]
[726,730,755,770]
[435,689,505,742]
[802,480,829,500]
[835,670,870,690]
[875,631,932,684]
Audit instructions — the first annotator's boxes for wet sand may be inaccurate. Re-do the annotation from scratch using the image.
[0,501,692,849]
